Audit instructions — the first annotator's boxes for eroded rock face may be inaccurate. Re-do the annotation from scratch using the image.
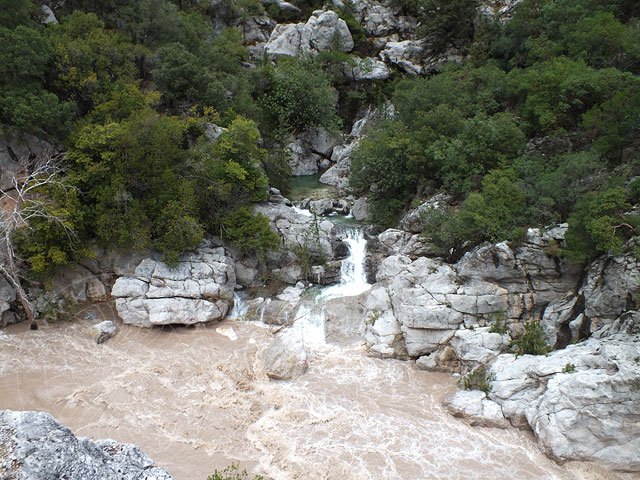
[265,10,354,57]
[488,328,640,471]
[0,276,16,326]
[0,410,173,480]
[379,40,425,75]
[254,202,337,260]
[112,244,235,327]
[364,227,581,361]
[0,134,55,192]
[341,57,391,81]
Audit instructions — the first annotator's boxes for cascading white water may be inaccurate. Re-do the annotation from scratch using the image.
[319,227,371,300]
[292,227,372,347]
[228,292,249,320]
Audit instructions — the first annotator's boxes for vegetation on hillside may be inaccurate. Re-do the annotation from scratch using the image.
[351,0,640,262]
[2,0,640,276]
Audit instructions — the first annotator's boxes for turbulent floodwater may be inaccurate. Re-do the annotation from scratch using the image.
[0,304,630,480]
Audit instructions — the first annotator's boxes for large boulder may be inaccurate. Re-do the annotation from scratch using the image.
[379,40,425,75]
[377,229,432,259]
[318,142,357,192]
[343,0,416,38]
[111,244,236,327]
[399,193,452,233]
[488,326,640,471]
[0,410,173,480]
[444,390,509,429]
[341,57,391,81]
[265,10,354,58]
[259,330,308,380]
[580,252,640,333]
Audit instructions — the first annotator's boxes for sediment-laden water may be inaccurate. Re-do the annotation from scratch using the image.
[0,307,629,480]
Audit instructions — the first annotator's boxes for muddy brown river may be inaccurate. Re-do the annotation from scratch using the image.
[0,304,632,480]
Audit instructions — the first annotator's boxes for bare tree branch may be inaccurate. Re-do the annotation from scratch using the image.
[0,148,74,329]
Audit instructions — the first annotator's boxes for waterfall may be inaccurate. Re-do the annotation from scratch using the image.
[320,227,371,300]
[292,227,371,347]
[228,292,249,320]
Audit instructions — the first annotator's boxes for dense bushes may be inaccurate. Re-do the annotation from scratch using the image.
[351,0,640,261]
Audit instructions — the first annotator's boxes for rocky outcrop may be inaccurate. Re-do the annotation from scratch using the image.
[0,410,172,480]
[342,57,391,81]
[319,142,357,192]
[377,229,432,259]
[364,227,581,361]
[265,10,354,58]
[111,244,235,327]
[339,0,415,38]
[379,40,425,75]
[0,133,55,192]
[487,325,640,471]
[0,276,16,327]
[255,202,337,260]
[399,193,452,233]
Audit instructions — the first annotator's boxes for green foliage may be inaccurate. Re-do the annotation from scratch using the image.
[0,25,72,136]
[219,207,280,255]
[390,0,478,53]
[0,0,36,28]
[506,58,638,135]
[489,314,508,334]
[511,321,549,356]
[258,58,340,136]
[50,12,138,113]
[565,187,638,262]
[13,181,86,276]
[461,366,494,393]
[207,464,263,480]
[563,363,576,373]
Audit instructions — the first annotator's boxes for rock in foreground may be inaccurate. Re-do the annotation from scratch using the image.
[0,410,173,480]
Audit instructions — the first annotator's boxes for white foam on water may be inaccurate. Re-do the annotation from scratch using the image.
[292,206,313,217]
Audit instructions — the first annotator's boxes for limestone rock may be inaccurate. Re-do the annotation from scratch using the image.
[304,128,342,157]
[254,202,337,260]
[324,294,367,343]
[449,327,510,372]
[259,330,308,380]
[0,133,55,191]
[0,410,173,480]
[265,10,353,58]
[0,276,16,326]
[379,40,425,75]
[351,197,369,222]
[51,264,108,303]
[91,320,117,344]
[399,193,452,233]
[111,243,235,327]
[444,390,509,429]
[288,138,321,176]
[345,0,416,37]
[489,333,640,470]
[319,142,357,192]
[342,57,391,81]
[41,5,58,24]
[377,229,431,259]
[580,253,640,333]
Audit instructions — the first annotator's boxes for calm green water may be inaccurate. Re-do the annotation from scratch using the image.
[288,174,336,201]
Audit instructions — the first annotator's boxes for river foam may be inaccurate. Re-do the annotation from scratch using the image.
[0,306,633,480]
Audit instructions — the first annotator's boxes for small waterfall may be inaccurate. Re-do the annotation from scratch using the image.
[293,227,371,347]
[320,227,371,300]
[228,292,249,320]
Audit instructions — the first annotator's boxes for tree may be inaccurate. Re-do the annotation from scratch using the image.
[0,152,77,329]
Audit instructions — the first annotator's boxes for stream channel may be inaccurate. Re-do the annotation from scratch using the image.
[0,186,629,480]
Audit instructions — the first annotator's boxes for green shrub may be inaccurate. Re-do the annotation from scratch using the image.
[563,363,576,373]
[511,321,549,356]
[207,464,263,480]
[489,314,508,334]
[461,366,495,393]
